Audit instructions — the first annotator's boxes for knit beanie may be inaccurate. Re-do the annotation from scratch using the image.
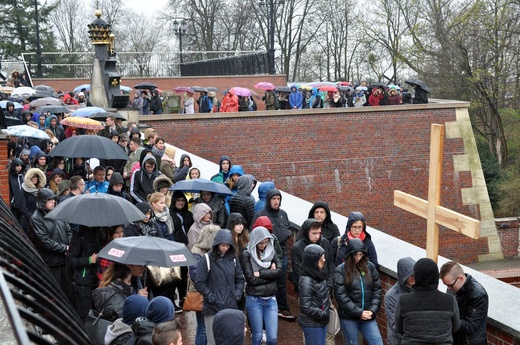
[413,258,439,291]
[146,296,174,324]
[122,294,149,325]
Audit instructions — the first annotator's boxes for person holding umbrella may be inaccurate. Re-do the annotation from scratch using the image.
[412,84,429,104]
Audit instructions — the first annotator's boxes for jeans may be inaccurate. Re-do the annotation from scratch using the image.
[339,318,383,345]
[195,311,207,345]
[302,326,327,345]
[276,253,289,311]
[246,295,278,345]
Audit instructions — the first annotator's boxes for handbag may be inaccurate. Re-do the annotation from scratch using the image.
[84,293,116,345]
[327,306,341,335]
[147,266,181,287]
[183,290,204,312]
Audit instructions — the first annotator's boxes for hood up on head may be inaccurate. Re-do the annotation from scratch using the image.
[413,258,439,291]
[397,257,416,294]
[308,201,333,224]
[252,216,273,232]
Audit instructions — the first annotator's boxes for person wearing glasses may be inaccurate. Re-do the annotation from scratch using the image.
[332,211,378,266]
[333,238,383,345]
[395,258,460,344]
[440,261,488,345]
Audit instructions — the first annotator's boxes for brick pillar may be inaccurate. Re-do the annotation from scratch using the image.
[0,133,10,206]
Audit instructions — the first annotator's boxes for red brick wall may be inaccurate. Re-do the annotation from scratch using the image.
[0,138,10,206]
[33,75,288,111]
[495,218,520,258]
[143,105,489,264]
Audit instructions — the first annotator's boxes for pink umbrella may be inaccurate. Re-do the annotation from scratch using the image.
[174,86,194,93]
[254,82,276,91]
[230,87,251,97]
[319,85,339,92]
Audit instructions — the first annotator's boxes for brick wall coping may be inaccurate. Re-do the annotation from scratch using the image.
[168,142,520,339]
[138,99,471,121]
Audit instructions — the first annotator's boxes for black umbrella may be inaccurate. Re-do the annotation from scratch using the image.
[205,87,219,92]
[405,79,431,93]
[191,86,208,92]
[34,85,55,93]
[36,105,71,114]
[5,116,23,127]
[45,193,145,227]
[89,111,127,122]
[134,82,157,90]
[48,135,129,160]
[98,236,197,267]
[169,178,233,196]
[275,86,292,93]
[338,86,352,93]
[27,91,57,101]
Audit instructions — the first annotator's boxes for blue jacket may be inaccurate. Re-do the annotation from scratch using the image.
[289,86,303,109]
[255,181,275,212]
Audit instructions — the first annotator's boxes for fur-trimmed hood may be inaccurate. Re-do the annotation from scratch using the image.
[23,168,46,189]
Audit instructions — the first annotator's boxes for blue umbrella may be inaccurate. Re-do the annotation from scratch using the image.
[0,100,23,109]
[73,84,90,93]
[169,178,233,195]
[3,125,50,139]
[71,106,105,117]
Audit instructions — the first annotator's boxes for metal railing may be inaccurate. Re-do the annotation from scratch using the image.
[18,50,266,79]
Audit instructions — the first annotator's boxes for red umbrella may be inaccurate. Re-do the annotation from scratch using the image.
[320,85,338,92]
[254,82,276,91]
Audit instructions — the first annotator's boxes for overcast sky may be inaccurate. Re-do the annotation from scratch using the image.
[124,0,167,17]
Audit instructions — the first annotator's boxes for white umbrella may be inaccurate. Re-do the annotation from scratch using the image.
[10,87,36,98]
[3,125,50,139]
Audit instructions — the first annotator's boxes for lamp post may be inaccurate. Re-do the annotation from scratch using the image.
[173,20,187,74]
[34,0,42,77]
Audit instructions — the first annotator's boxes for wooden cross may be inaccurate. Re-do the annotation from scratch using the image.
[394,124,480,263]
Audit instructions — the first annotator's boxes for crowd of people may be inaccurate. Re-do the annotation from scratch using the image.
[3,77,487,345]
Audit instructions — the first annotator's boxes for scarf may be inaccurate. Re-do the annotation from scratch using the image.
[348,230,366,241]
[21,183,39,196]
[299,259,328,282]
[154,208,174,235]
[152,146,165,158]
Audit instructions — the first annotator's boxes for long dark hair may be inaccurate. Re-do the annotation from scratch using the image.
[99,263,131,288]
[343,253,371,286]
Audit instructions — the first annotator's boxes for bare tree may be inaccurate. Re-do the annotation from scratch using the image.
[50,0,90,52]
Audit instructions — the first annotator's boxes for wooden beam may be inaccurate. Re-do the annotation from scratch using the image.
[426,124,444,260]
[394,190,480,239]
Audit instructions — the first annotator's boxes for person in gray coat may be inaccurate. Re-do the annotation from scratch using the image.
[396,258,460,344]
[384,257,416,345]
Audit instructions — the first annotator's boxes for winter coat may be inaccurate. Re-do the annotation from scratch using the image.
[229,174,256,228]
[149,89,162,114]
[132,317,156,345]
[9,159,25,212]
[241,228,282,297]
[253,189,292,253]
[19,168,46,229]
[67,226,105,286]
[173,154,191,183]
[193,193,227,229]
[451,274,488,345]
[188,224,222,290]
[210,155,232,184]
[130,156,161,203]
[291,219,335,293]
[387,89,401,105]
[188,203,213,249]
[213,309,246,345]
[195,229,245,316]
[105,318,134,345]
[306,201,340,241]
[333,239,382,321]
[30,209,72,267]
[255,181,275,212]
[412,88,429,104]
[384,257,416,345]
[288,87,303,109]
[298,244,330,328]
[92,280,132,322]
[396,258,460,345]
[332,211,378,266]
[401,91,412,104]
[169,191,193,245]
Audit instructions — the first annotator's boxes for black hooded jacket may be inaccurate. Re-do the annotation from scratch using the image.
[298,244,330,328]
[173,154,191,183]
[396,258,460,344]
[306,201,340,241]
[169,191,194,245]
[253,189,292,252]
[291,218,334,293]
[9,158,25,211]
[229,174,255,228]
[333,239,382,322]
[195,229,245,316]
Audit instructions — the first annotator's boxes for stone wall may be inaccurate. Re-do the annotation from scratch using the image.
[495,218,520,258]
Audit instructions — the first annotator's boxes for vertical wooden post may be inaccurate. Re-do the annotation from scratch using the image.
[426,124,444,262]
